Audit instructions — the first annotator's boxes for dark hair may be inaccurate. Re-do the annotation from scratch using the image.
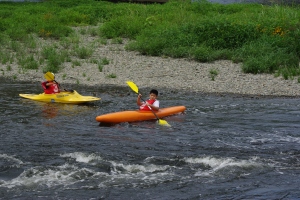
[150,89,158,96]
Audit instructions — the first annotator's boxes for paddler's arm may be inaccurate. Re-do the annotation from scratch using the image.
[137,94,143,106]
[146,102,159,111]
[45,82,53,86]
[42,81,53,88]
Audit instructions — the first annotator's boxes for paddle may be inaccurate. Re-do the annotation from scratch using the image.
[126,81,170,127]
[44,72,73,92]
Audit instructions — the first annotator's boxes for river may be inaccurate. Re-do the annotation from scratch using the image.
[0,80,300,199]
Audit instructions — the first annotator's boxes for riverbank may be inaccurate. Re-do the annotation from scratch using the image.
[1,36,300,98]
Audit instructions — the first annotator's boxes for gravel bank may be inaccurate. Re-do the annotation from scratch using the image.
[1,37,300,97]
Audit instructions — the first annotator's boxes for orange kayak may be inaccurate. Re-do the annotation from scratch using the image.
[96,106,186,123]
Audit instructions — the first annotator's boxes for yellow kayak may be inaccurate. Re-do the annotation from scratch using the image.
[19,90,100,104]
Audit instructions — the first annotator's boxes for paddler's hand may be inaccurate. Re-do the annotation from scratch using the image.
[46,82,53,86]
[137,94,143,106]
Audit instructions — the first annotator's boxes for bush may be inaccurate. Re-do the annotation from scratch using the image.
[99,15,145,39]
[234,35,300,75]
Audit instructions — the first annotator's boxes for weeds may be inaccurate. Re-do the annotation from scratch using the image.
[0,51,11,64]
[88,28,98,36]
[98,64,103,72]
[42,46,64,73]
[72,60,81,66]
[209,69,218,81]
[18,55,39,70]
[100,57,110,65]
[74,46,93,59]
[111,37,123,44]
[99,38,107,45]
[107,73,116,78]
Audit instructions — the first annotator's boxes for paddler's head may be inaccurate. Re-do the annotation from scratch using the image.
[149,89,158,100]
[44,72,55,81]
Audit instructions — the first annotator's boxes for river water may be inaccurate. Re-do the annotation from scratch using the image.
[0,80,300,199]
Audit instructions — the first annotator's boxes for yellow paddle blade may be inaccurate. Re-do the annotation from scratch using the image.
[44,72,54,81]
[126,81,139,94]
[158,119,171,127]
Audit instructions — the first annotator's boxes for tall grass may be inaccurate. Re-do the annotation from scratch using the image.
[0,0,299,79]
[18,55,39,70]
[41,46,65,73]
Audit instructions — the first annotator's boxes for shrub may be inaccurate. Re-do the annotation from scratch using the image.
[18,55,39,70]
[100,15,145,39]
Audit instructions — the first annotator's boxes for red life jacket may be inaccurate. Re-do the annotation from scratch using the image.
[41,81,60,94]
[139,99,156,111]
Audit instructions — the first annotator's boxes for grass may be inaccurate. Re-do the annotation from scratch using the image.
[100,57,110,65]
[41,46,65,73]
[98,64,103,72]
[18,55,39,70]
[0,0,300,80]
[209,69,218,81]
[74,46,94,59]
[107,73,117,78]
[72,60,81,66]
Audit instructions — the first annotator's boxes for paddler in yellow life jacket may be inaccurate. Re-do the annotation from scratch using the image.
[41,72,61,94]
[137,89,159,111]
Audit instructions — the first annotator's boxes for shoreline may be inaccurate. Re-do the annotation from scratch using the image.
[1,37,300,98]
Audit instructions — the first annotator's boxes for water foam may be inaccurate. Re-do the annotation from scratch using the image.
[1,164,87,189]
[60,152,103,164]
[0,153,267,189]
[184,156,264,176]
[0,153,24,165]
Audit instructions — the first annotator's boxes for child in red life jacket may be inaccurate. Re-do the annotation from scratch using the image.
[41,73,61,94]
[137,89,160,111]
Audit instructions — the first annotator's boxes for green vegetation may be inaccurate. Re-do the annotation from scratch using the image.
[209,69,218,81]
[107,73,117,78]
[72,60,81,66]
[0,0,299,80]
[74,45,94,59]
